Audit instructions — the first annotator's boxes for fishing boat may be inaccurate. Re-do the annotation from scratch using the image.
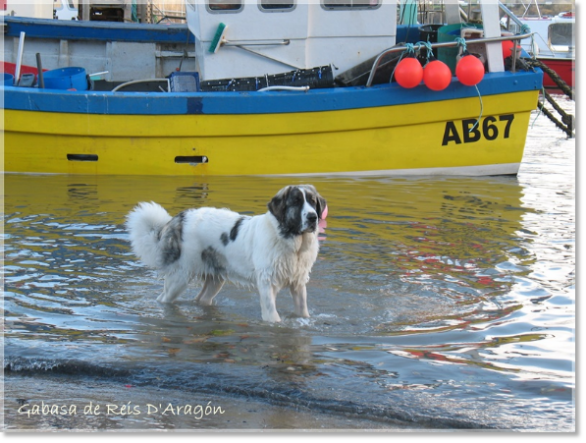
[500,1,574,90]
[1,0,542,177]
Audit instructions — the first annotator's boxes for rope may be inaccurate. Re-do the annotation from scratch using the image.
[518,55,574,137]
[544,89,574,130]
[525,58,574,100]
[452,37,484,133]
[531,85,545,129]
[421,41,434,61]
[455,37,467,54]
[468,85,484,133]
[537,99,574,138]
[390,43,418,82]
[403,43,417,55]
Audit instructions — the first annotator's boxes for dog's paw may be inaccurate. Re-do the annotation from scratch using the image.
[156,293,173,303]
[262,313,282,323]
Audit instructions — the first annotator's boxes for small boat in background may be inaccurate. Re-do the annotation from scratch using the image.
[1,1,543,177]
[500,1,574,90]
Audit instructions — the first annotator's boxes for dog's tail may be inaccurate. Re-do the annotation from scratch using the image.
[126,202,172,269]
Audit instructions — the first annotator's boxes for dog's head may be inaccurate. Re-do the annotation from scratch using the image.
[268,185,327,238]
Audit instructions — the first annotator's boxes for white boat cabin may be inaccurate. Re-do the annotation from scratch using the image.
[2,0,509,87]
[187,0,507,82]
[186,0,398,81]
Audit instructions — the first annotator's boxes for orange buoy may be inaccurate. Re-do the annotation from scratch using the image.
[423,59,452,91]
[456,54,485,86]
[394,57,423,89]
[502,40,514,59]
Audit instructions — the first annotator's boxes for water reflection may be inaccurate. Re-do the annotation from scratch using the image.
[2,171,574,430]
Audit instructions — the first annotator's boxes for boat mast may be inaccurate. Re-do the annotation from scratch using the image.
[520,0,543,19]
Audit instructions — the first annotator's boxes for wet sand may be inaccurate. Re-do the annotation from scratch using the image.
[3,373,411,431]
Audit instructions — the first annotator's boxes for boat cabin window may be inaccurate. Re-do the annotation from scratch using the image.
[322,0,380,10]
[207,0,243,13]
[259,1,295,12]
[549,23,574,48]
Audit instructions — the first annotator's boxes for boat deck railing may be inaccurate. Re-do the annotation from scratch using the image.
[366,31,534,87]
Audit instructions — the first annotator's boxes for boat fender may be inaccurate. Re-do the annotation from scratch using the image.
[501,40,515,59]
[423,59,451,91]
[394,57,423,88]
[456,54,485,86]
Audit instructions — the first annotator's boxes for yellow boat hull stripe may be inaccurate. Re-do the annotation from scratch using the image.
[2,91,538,176]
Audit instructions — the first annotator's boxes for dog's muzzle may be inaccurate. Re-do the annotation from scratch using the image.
[304,212,318,232]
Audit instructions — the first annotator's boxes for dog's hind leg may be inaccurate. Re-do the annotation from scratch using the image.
[289,282,310,318]
[258,282,281,323]
[195,276,225,306]
[157,272,190,304]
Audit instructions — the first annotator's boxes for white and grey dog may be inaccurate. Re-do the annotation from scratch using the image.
[126,185,326,322]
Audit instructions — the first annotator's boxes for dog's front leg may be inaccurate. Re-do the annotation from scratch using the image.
[257,282,281,323]
[289,282,310,318]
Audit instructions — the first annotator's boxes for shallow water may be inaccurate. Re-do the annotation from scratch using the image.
[2,96,575,431]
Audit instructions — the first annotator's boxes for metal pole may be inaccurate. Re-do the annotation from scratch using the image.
[36,53,44,88]
[14,31,25,85]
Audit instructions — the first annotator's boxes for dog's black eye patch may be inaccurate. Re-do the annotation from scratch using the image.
[287,188,304,206]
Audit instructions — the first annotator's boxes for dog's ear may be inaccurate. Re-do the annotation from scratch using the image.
[315,193,327,219]
[268,186,290,223]
[301,185,327,219]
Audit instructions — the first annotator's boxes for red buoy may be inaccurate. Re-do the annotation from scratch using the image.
[456,54,485,86]
[502,40,514,59]
[423,60,452,91]
[394,57,423,88]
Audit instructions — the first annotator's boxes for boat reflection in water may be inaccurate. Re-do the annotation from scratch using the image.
[3,173,573,430]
